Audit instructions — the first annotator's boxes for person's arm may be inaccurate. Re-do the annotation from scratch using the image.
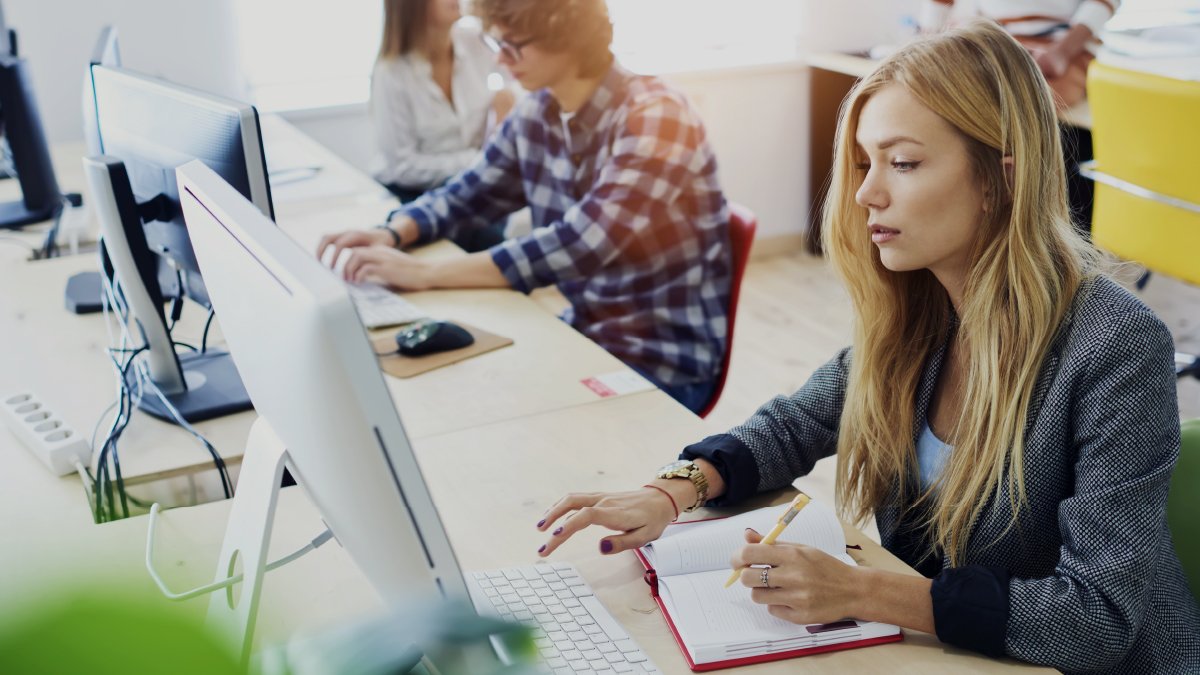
[681,347,852,506]
[370,62,481,189]
[931,310,1179,668]
[1036,0,1118,78]
[536,348,852,557]
[342,245,510,290]
[487,91,709,293]
[397,108,528,245]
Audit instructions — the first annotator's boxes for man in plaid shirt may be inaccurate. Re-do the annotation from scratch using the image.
[319,0,732,413]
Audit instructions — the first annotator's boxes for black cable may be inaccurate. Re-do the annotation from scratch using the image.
[94,344,145,521]
[173,341,200,353]
[138,366,234,500]
[200,308,216,354]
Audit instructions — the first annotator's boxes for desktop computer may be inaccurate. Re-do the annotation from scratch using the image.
[0,0,62,229]
[173,160,658,672]
[85,64,274,422]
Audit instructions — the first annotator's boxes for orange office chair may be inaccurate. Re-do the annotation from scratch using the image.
[698,203,757,418]
[1082,62,1200,378]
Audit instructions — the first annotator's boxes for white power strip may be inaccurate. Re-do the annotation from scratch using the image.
[2,392,92,476]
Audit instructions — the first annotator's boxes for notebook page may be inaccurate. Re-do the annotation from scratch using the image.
[642,501,847,577]
[657,568,897,664]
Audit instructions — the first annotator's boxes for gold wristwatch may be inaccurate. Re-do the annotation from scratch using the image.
[655,460,708,512]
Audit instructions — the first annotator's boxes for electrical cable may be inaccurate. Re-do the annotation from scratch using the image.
[200,307,216,354]
[135,360,234,499]
[145,502,334,601]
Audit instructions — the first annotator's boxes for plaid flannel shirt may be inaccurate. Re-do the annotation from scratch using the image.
[399,63,732,387]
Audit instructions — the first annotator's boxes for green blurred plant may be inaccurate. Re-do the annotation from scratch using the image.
[261,601,540,675]
[0,588,243,674]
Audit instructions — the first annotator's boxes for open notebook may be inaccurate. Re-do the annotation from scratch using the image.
[634,501,902,671]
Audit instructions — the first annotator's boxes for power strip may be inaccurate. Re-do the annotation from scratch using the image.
[2,392,92,476]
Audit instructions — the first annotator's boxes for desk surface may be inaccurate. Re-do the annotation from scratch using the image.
[0,118,1051,672]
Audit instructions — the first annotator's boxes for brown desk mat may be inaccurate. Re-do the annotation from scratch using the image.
[370,322,513,378]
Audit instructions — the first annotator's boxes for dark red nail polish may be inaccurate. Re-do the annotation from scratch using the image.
[538,544,546,553]
[600,540,613,554]
[553,527,563,536]
[537,519,546,528]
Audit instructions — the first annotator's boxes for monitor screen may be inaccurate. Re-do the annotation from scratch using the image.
[91,65,273,307]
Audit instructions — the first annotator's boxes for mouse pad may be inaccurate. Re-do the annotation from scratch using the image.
[370,321,513,378]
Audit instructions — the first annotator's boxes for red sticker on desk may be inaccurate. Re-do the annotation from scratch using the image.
[581,376,617,398]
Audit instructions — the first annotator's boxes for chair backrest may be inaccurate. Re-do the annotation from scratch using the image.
[1087,62,1200,284]
[1172,419,1200,601]
[698,202,757,418]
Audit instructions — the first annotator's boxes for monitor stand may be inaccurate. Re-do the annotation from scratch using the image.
[0,196,58,229]
[206,417,291,666]
[126,349,254,423]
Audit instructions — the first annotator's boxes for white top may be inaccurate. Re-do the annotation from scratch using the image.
[916,419,953,490]
[369,18,498,190]
[920,0,1121,37]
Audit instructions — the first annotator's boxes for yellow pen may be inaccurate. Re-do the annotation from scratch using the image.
[723,492,812,588]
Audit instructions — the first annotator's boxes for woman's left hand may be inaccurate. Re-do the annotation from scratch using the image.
[731,529,865,625]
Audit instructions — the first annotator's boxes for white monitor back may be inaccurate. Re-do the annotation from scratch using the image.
[175,159,468,606]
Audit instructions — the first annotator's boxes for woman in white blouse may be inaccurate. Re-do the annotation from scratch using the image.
[370,0,514,207]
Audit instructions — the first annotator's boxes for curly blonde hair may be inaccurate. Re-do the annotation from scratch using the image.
[471,0,613,77]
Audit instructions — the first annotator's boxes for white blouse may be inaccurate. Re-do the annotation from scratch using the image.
[919,0,1120,37]
[369,18,500,190]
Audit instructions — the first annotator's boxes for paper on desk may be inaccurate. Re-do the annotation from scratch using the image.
[580,370,656,398]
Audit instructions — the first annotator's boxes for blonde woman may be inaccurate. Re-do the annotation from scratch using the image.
[537,21,1199,672]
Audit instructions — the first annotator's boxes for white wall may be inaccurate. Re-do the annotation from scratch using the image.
[5,0,244,144]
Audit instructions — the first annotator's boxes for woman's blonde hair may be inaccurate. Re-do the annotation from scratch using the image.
[825,21,1098,565]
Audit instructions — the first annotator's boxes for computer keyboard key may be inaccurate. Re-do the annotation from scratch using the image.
[614,640,638,653]
[597,643,618,654]
[612,663,634,673]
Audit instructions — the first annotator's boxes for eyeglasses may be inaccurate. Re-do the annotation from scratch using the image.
[480,32,535,62]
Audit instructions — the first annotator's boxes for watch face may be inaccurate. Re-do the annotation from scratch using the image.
[658,459,692,475]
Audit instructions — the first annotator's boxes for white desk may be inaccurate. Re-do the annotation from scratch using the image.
[0,119,1051,673]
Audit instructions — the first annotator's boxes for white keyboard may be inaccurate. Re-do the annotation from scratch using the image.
[468,562,661,674]
[347,282,426,329]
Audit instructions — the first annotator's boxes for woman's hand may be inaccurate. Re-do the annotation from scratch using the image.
[342,245,435,290]
[536,485,684,557]
[491,89,516,122]
[1034,46,1071,79]
[732,529,866,625]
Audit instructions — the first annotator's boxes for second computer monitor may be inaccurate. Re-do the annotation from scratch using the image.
[91,64,274,308]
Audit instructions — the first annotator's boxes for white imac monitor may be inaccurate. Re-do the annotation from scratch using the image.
[175,160,468,650]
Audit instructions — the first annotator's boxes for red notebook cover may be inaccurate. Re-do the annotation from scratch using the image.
[633,531,903,671]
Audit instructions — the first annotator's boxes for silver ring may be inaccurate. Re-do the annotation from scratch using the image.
[760,568,770,588]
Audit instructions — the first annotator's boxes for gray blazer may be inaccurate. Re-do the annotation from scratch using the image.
[703,276,1200,673]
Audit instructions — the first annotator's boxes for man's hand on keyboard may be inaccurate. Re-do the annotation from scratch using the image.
[316,228,393,269]
[342,245,435,290]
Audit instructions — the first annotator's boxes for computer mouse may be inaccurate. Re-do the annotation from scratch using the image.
[395,319,475,356]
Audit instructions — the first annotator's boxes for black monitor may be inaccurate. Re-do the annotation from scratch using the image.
[0,2,61,229]
[85,64,274,423]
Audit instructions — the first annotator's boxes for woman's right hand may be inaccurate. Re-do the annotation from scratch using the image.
[536,486,681,558]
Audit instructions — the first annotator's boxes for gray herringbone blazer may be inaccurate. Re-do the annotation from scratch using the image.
[723,276,1200,673]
